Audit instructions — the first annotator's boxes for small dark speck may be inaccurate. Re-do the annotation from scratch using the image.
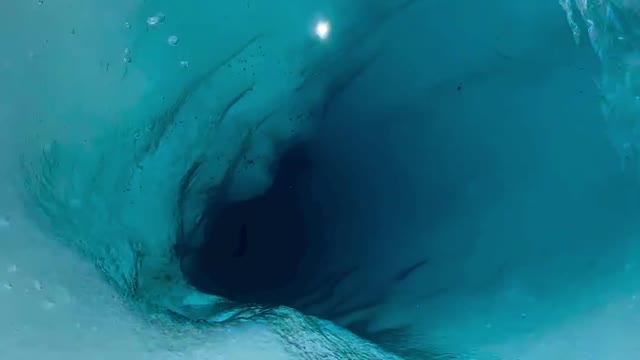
[456,84,463,91]
[71,29,76,35]
[579,90,584,94]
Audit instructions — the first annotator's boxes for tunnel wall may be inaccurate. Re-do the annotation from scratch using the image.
[2,0,640,359]
[303,0,640,352]
[8,0,384,303]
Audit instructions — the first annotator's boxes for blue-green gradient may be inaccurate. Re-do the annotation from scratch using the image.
[2,0,640,359]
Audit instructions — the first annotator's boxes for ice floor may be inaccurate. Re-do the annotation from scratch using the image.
[3,203,640,359]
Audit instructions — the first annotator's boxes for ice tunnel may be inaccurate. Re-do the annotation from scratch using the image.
[4,0,640,359]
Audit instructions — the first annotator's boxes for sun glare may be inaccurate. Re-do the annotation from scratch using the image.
[315,20,331,40]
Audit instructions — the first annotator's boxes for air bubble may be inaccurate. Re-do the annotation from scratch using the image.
[7,264,17,273]
[167,35,179,46]
[179,60,189,68]
[147,13,166,26]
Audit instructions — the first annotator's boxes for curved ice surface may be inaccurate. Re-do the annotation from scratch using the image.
[3,0,426,359]
[561,0,640,170]
[5,0,640,359]
[0,213,400,359]
[18,0,380,315]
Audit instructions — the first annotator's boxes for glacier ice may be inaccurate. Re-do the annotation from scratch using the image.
[4,0,640,359]
[4,0,433,359]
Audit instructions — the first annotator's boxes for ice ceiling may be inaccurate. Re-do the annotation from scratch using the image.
[3,0,640,359]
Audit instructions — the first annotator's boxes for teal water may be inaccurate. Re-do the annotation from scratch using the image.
[2,1,640,359]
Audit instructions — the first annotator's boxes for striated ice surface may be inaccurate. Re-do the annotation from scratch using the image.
[1,0,421,359]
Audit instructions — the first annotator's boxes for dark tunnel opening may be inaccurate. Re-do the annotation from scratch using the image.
[183,141,322,307]
[177,131,433,357]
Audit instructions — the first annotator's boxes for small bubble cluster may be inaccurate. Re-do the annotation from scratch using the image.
[123,48,132,64]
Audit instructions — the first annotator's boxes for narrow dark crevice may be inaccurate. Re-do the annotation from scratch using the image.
[183,141,315,307]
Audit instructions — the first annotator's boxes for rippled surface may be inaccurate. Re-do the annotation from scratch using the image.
[562,0,640,165]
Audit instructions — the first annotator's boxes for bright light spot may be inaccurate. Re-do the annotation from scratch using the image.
[315,20,331,40]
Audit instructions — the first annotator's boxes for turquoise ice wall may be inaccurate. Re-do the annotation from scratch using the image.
[2,0,640,359]
[307,0,640,355]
